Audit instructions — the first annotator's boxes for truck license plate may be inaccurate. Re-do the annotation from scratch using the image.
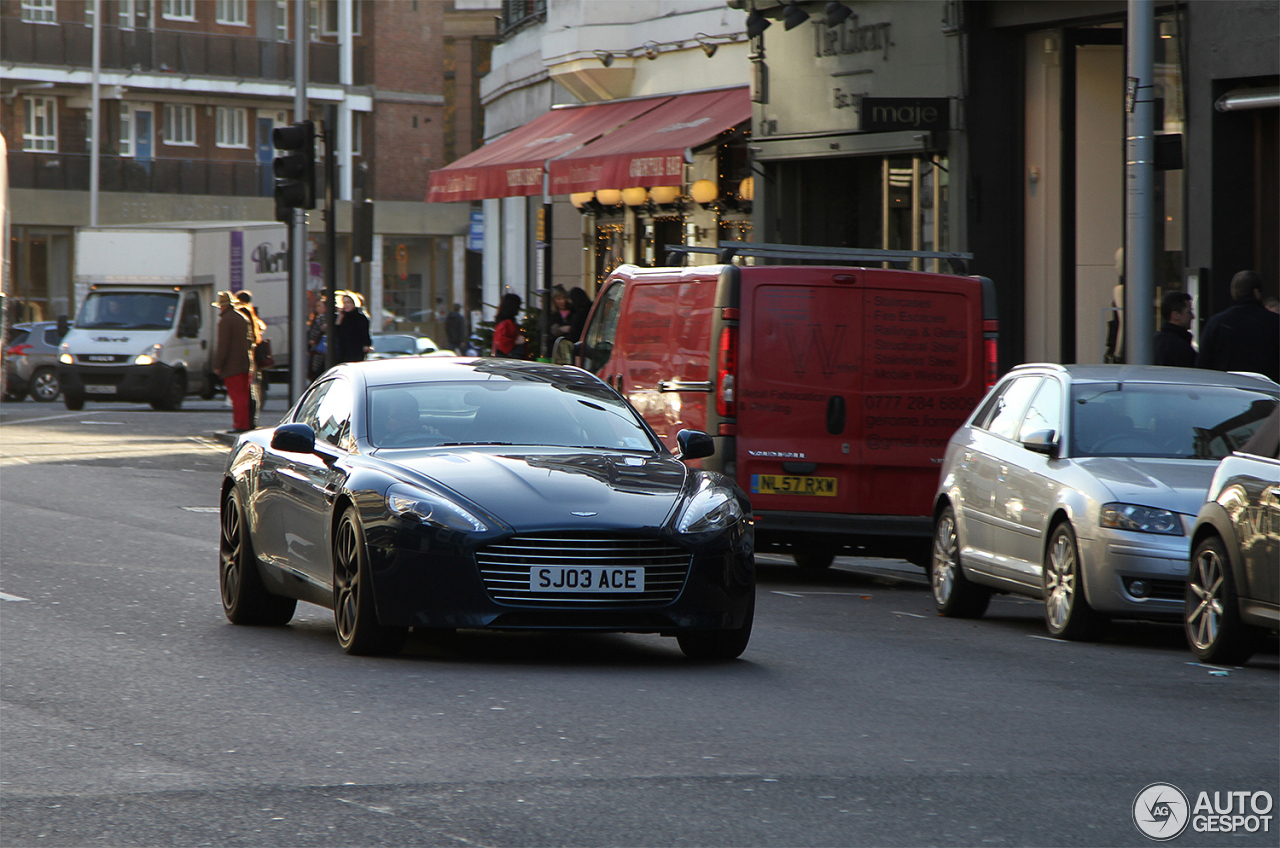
[530,566,644,593]
[751,474,838,496]
[84,385,116,395]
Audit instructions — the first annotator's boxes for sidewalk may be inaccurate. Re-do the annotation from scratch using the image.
[210,394,293,447]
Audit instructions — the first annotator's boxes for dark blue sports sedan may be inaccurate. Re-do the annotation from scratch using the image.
[218,358,755,659]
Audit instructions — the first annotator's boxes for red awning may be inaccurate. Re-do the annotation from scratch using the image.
[548,87,750,194]
[426,96,671,203]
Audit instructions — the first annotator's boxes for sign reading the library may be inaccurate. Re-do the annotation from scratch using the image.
[860,97,950,133]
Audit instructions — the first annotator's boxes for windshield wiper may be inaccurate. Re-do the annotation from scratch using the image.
[437,441,514,447]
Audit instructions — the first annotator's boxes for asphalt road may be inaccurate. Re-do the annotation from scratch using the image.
[1,397,1277,847]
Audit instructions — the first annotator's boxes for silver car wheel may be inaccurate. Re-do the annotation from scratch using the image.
[932,512,958,605]
[1186,546,1225,652]
[1044,530,1077,631]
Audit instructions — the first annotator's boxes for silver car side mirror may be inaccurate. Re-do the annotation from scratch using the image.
[1022,429,1059,457]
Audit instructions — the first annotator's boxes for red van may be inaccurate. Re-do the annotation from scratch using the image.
[569,254,998,569]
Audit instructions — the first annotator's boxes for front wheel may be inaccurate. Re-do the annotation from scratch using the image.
[28,367,60,402]
[63,390,85,411]
[220,488,296,625]
[151,371,186,411]
[1185,535,1255,665]
[793,541,839,570]
[931,506,992,618]
[677,591,754,661]
[333,506,408,656]
[1043,522,1105,640]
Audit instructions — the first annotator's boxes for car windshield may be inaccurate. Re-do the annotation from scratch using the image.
[1071,382,1279,459]
[371,335,418,355]
[367,379,659,451]
[76,292,180,330]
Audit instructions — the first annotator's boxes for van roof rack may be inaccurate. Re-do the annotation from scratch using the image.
[665,241,973,274]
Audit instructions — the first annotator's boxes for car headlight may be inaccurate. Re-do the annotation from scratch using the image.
[386,483,489,532]
[1100,503,1183,535]
[59,342,72,365]
[676,476,743,535]
[134,343,163,366]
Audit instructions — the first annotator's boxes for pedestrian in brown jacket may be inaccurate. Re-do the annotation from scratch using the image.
[214,291,254,431]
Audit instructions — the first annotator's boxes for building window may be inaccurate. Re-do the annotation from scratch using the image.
[215,0,247,25]
[319,0,362,35]
[276,0,289,40]
[82,0,93,25]
[23,97,57,152]
[351,111,363,157]
[499,0,545,38]
[119,104,133,156]
[161,0,195,21]
[164,104,196,145]
[21,0,56,23]
[216,107,248,148]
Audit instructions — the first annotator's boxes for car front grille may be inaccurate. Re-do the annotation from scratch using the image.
[77,354,131,364]
[476,533,690,605]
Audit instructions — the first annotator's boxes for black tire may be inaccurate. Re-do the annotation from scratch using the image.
[63,390,85,411]
[151,371,186,411]
[3,388,26,402]
[333,506,408,656]
[1185,535,1256,665]
[220,488,296,626]
[199,373,217,400]
[677,590,754,661]
[793,541,839,569]
[28,366,60,402]
[930,505,992,618]
[1042,522,1105,640]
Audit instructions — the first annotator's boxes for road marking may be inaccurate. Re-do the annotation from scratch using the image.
[770,591,804,598]
[188,436,229,453]
[1,592,29,602]
[181,507,220,513]
[1027,635,1067,643]
[81,420,126,425]
[0,410,119,426]
[892,611,927,618]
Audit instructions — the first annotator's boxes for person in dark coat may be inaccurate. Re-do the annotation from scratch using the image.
[445,303,467,354]
[213,291,254,432]
[567,287,592,343]
[334,293,372,364]
[1197,270,1280,382]
[1152,291,1196,368]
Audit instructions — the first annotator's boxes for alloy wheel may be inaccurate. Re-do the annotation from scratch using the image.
[1186,546,1225,652]
[932,513,958,605]
[1045,530,1077,631]
[219,497,243,610]
[334,517,360,644]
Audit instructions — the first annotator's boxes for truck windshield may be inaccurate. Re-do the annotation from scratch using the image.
[76,292,181,330]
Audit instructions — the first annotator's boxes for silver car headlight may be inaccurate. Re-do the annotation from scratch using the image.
[134,343,163,365]
[676,476,743,535]
[1100,502,1183,535]
[386,483,489,532]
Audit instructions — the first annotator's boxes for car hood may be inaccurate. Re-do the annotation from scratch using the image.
[381,449,691,531]
[1075,456,1219,514]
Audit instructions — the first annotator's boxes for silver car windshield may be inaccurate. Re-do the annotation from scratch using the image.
[1071,383,1279,459]
[367,380,659,451]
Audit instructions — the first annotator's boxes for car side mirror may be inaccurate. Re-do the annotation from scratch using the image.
[551,337,575,365]
[1022,429,1059,457]
[272,422,316,454]
[676,429,715,461]
[57,315,70,338]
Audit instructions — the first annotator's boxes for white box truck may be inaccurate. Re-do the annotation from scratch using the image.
[57,222,290,411]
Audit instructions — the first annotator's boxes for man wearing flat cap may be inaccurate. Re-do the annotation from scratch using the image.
[213,291,254,431]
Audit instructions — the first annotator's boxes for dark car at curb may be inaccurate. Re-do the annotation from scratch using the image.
[1184,408,1280,665]
[218,357,755,659]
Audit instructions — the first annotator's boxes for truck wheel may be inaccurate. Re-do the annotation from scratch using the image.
[151,372,186,411]
[793,542,839,569]
[199,373,217,400]
[28,367,60,402]
[64,390,85,411]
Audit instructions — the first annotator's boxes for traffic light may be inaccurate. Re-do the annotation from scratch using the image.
[272,120,315,221]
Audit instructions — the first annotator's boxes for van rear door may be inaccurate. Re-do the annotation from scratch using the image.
[738,267,985,521]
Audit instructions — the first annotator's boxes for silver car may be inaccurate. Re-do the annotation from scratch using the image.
[931,364,1279,639]
[1184,408,1279,664]
[3,321,65,402]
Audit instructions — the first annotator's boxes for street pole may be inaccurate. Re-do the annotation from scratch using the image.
[323,106,337,372]
[1125,0,1156,364]
[289,3,308,404]
[89,0,101,228]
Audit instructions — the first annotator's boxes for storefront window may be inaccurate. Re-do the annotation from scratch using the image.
[381,236,452,341]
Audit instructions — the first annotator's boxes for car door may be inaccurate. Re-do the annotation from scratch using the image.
[958,375,1042,574]
[266,377,354,585]
[997,376,1065,589]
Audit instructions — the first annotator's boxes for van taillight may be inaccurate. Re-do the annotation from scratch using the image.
[716,325,738,417]
[5,344,32,357]
[984,335,999,391]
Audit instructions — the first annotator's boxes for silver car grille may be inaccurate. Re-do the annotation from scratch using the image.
[476,533,691,605]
